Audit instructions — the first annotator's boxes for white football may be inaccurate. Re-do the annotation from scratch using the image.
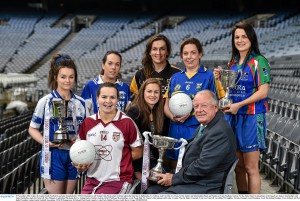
[169,93,193,117]
[70,140,96,165]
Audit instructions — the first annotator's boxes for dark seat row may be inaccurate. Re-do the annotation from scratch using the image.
[0,129,29,152]
[0,114,32,141]
[0,137,41,178]
[268,87,300,120]
[261,112,300,193]
[0,152,40,194]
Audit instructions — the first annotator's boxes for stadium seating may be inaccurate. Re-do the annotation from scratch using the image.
[223,158,239,194]
[0,7,300,194]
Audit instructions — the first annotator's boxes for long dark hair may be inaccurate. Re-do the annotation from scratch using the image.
[132,78,164,135]
[229,22,261,67]
[48,53,77,90]
[142,34,172,79]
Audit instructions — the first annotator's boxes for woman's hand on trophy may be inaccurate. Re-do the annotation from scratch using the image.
[72,162,93,172]
[49,142,64,148]
[156,173,173,187]
[223,102,240,115]
[213,66,222,80]
[65,137,77,147]
[219,105,230,111]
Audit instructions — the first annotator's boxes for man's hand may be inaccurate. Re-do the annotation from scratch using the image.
[156,173,173,187]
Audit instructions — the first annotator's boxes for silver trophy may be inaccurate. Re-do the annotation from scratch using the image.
[218,69,242,109]
[144,133,186,181]
[51,100,71,144]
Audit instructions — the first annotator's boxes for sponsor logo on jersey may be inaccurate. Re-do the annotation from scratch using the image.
[95,145,112,161]
[234,85,246,91]
[88,132,97,137]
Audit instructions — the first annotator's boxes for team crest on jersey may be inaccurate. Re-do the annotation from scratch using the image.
[241,72,249,81]
[112,132,121,142]
[119,91,125,99]
[174,84,181,91]
[77,107,84,117]
[196,83,202,91]
[262,67,268,76]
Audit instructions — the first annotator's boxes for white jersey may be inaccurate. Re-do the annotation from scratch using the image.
[30,90,87,150]
[78,110,142,183]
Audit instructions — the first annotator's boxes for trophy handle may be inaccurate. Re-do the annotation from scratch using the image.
[235,69,243,86]
[143,131,154,145]
[173,138,188,150]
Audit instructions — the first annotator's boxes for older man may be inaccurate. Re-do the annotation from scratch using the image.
[144,90,237,194]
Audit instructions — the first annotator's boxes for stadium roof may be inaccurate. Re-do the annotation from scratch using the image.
[0,73,39,88]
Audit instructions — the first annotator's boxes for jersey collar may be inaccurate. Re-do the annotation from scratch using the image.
[181,65,206,73]
[97,109,122,121]
[233,51,257,65]
[51,90,75,100]
[97,75,121,84]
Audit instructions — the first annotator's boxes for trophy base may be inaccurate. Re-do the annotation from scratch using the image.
[52,139,71,144]
[52,133,71,144]
[148,169,162,181]
[218,98,232,110]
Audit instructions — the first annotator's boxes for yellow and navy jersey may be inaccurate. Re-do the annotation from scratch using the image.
[165,65,217,126]
[130,61,181,95]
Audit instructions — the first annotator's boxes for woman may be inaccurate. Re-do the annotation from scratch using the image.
[81,50,131,114]
[74,82,143,194]
[164,37,217,169]
[130,34,181,96]
[126,78,165,181]
[214,22,270,194]
[28,54,87,194]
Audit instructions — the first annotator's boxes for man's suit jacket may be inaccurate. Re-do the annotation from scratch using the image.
[164,111,237,194]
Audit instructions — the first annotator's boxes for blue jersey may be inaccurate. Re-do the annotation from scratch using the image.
[228,53,270,114]
[30,90,87,149]
[166,65,217,126]
[81,75,131,114]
